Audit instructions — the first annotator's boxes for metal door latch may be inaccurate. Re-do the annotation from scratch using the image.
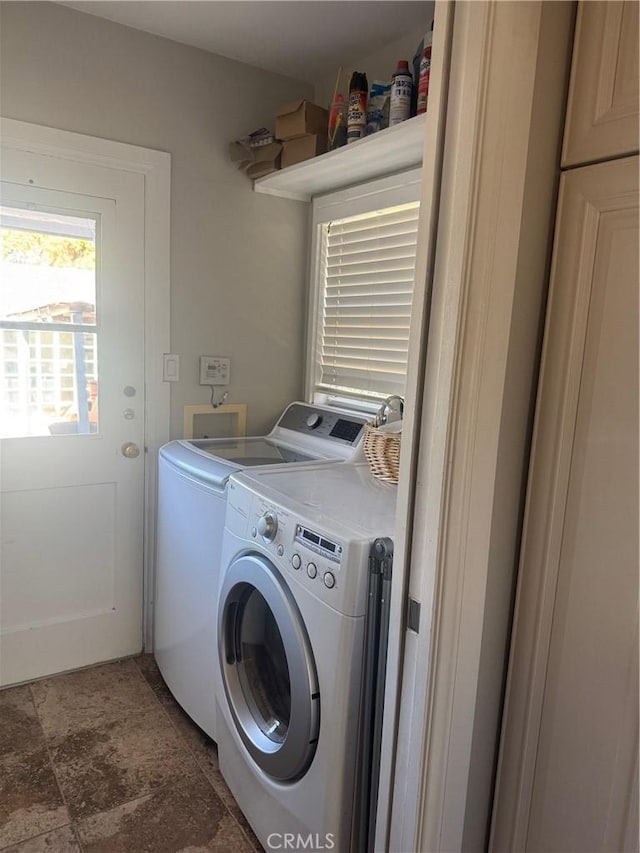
[407,597,421,633]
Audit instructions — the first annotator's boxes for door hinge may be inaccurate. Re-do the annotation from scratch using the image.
[407,597,421,633]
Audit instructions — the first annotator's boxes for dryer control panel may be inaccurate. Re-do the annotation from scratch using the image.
[294,525,342,564]
[226,475,378,617]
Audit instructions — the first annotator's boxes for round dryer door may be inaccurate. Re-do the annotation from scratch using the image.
[218,553,320,781]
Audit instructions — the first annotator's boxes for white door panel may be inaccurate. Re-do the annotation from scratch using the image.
[491,156,639,852]
[2,484,116,630]
[526,163,639,852]
[0,147,146,685]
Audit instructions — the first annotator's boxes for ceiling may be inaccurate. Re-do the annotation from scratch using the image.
[58,1,432,83]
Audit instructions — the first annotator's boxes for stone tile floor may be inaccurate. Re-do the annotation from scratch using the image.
[0,656,262,852]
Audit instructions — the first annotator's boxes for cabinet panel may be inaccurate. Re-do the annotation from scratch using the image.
[491,155,639,852]
[527,158,639,852]
[563,1,639,166]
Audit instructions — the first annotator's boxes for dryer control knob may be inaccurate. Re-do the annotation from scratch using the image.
[324,572,336,589]
[307,562,318,579]
[257,512,278,542]
[292,553,302,570]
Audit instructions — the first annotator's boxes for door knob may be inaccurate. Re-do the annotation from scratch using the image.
[121,442,140,458]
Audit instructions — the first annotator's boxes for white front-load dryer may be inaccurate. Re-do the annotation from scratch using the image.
[215,462,397,852]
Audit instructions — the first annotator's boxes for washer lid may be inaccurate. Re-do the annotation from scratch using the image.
[159,437,323,488]
[184,437,318,465]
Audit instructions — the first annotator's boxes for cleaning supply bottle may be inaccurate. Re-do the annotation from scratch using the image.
[389,60,413,126]
[366,80,391,135]
[328,93,347,149]
[347,71,368,143]
[416,23,434,115]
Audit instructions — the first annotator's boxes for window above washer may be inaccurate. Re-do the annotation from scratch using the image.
[306,170,422,408]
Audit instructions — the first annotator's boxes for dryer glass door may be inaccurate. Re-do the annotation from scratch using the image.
[218,553,320,782]
[237,586,290,743]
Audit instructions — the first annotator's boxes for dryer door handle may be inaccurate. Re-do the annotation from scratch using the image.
[224,601,239,665]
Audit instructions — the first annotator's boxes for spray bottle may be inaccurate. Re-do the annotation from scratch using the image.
[389,60,413,126]
[416,22,434,115]
[347,71,368,143]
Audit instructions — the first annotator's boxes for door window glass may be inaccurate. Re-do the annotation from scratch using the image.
[0,206,98,437]
[238,587,291,742]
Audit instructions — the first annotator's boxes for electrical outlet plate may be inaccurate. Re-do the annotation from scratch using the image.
[199,355,230,385]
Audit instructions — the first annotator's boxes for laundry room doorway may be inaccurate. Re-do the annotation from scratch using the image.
[0,120,170,686]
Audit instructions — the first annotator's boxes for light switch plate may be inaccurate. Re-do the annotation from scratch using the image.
[162,353,180,382]
[199,356,230,385]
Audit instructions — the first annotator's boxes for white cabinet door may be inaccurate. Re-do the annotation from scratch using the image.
[492,155,639,852]
[0,147,146,685]
[563,1,639,167]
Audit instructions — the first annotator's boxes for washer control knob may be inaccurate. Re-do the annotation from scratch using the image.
[323,572,336,589]
[306,413,322,429]
[257,511,278,542]
[292,553,302,570]
[277,544,285,557]
[306,562,318,579]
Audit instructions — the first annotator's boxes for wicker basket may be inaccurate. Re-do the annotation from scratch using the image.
[363,422,401,484]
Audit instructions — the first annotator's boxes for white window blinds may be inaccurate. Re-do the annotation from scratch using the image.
[315,200,420,401]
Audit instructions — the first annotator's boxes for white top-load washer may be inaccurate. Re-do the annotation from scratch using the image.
[216,461,397,853]
[154,402,369,742]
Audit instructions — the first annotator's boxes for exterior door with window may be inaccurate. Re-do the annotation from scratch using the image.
[0,146,146,685]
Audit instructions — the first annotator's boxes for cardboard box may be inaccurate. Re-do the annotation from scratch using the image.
[228,139,282,166]
[245,157,281,179]
[275,100,328,140]
[281,134,327,168]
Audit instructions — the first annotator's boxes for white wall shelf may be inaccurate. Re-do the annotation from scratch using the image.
[253,113,426,202]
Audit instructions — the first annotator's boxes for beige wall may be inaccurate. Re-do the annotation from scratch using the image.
[0,1,312,436]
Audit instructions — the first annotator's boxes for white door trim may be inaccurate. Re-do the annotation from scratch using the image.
[373,1,455,849]
[384,2,575,851]
[0,117,171,651]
